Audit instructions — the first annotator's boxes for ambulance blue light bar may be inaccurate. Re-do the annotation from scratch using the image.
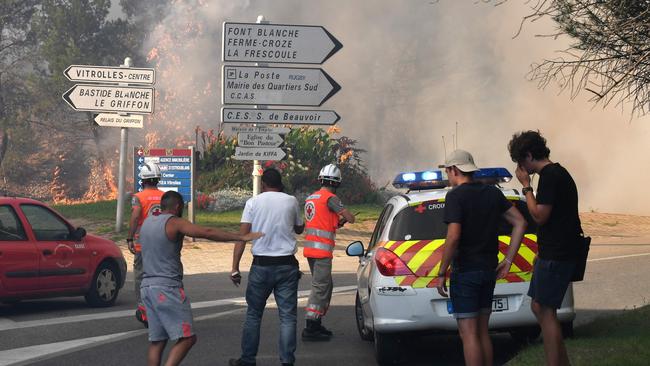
[392,167,512,190]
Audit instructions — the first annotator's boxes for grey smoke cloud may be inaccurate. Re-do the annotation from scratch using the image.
[143,0,650,214]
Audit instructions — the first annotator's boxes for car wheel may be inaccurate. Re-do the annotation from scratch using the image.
[374,331,401,365]
[85,261,120,307]
[510,325,541,344]
[355,292,373,341]
[561,321,574,338]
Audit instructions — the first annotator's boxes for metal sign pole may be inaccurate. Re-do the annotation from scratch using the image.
[115,57,133,232]
[252,15,269,197]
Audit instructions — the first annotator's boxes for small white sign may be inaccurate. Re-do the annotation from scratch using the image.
[233,147,286,161]
[62,84,154,114]
[222,22,342,64]
[64,65,155,85]
[238,133,284,148]
[94,113,144,128]
[225,125,291,134]
[222,65,340,106]
[222,108,340,125]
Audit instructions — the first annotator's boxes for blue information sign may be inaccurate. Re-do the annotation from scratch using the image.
[134,148,193,203]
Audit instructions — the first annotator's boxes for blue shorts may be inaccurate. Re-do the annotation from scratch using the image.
[528,258,575,309]
[450,270,496,319]
[141,285,195,342]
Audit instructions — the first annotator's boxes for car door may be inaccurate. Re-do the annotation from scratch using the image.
[359,203,394,304]
[19,204,90,289]
[0,204,39,292]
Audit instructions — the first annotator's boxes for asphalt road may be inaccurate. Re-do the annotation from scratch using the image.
[1,242,649,366]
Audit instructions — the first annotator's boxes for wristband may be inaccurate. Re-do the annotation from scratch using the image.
[231,271,241,277]
[126,238,134,242]
[522,186,534,195]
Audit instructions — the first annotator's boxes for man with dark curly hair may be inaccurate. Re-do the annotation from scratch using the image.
[508,130,582,366]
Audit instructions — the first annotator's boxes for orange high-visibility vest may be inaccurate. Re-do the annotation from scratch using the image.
[303,189,340,259]
[133,188,164,252]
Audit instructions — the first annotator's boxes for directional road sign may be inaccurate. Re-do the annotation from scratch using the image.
[222,108,340,125]
[64,65,155,85]
[94,113,144,128]
[225,125,291,134]
[63,84,154,114]
[222,22,342,64]
[233,147,286,161]
[238,133,284,148]
[134,148,193,202]
[222,65,340,106]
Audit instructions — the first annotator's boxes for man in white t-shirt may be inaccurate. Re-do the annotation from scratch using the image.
[229,168,304,366]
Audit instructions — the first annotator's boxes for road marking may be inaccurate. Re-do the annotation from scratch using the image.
[588,252,650,262]
[0,285,356,332]
[0,286,357,365]
[0,329,146,366]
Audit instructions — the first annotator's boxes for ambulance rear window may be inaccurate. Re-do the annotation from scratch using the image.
[388,199,537,241]
[388,201,447,241]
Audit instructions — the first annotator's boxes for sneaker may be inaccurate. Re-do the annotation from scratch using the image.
[135,308,148,328]
[301,327,331,341]
[228,358,256,366]
[317,323,333,337]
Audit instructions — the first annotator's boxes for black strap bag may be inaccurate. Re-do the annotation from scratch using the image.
[571,233,591,282]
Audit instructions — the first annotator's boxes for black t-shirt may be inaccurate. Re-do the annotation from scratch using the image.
[444,182,512,272]
[536,163,582,260]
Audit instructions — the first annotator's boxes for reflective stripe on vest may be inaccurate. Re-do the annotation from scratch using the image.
[304,228,336,241]
[304,241,335,253]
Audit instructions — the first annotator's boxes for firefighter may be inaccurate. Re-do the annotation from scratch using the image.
[302,164,356,341]
[127,162,165,327]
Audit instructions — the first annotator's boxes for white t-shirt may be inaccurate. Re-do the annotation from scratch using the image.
[241,191,304,256]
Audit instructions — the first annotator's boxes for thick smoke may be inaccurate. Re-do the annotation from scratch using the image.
[142,0,650,215]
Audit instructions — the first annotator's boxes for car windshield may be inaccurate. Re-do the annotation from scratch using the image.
[388,198,536,241]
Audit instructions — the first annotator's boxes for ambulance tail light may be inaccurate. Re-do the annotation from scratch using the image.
[375,248,414,276]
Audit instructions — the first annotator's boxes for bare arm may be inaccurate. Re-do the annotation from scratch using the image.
[232,223,251,274]
[339,208,356,224]
[167,218,262,242]
[516,165,552,225]
[496,206,528,279]
[436,222,461,297]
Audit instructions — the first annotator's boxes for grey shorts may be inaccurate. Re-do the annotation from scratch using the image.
[141,285,194,342]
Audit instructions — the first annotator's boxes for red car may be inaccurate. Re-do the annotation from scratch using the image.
[0,197,127,307]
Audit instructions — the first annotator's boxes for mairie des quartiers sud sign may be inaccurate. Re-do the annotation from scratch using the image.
[222,65,340,107]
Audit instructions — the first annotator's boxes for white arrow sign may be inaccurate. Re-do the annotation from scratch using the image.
[64,65,155,85]
[222,22,342,64]
[62,84,155,114]
[94,113,144,128]
[238,133,284,148]
[226,125,291,134]
[222,66,340,107]
[222,108,340,125]
[234,147,286,161]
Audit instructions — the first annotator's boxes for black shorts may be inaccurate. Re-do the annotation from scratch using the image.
[450,270,497,319]
[528,258,575,309]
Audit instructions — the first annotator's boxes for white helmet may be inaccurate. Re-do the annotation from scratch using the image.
[318,164,342,184]
[139,163,161,180]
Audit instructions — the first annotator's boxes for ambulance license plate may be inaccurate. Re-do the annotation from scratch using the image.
[446,297,509,314]
[492,297,509,312]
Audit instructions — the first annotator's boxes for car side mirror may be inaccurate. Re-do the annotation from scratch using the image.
[346,241,365,257]
[71,227,87,241]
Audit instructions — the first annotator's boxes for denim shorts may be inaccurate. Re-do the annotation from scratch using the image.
[450,270,497,319]
[528,258,575,309]
[141,285,195,342]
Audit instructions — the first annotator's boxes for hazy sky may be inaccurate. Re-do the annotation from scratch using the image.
[121,0,650,215]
